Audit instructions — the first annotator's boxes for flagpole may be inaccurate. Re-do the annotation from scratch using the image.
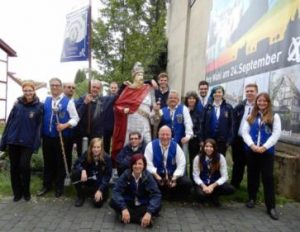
[88,0,92,82]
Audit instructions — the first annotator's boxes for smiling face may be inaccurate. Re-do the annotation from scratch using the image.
[256,95,269,112]
[245,86,257,103]
[92,141,102,159]
[23,86,35,102]
[167,92,179,108]
[199,84,209,98]
[91,82,102,97]
[50,80,62,98]
[159,126,172,147]
[213,88,224,102]
[204,142,214,157]
[132,159,145,176]
[129,133,141,148]
[187,96,197,108]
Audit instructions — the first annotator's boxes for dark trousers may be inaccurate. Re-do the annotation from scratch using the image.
[188,138,200,180]
[246,150,275,210]
[231,136,247,188]
[195,182,235,202]
[72,170,107,208]
[8,145,33,198]
[110,200,149,224]
[158,175,193,201]
[103,129,113,154]
[215,140,228,157]
[42,136,72,191]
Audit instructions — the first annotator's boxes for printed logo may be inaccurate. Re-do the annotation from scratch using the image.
[287,37,300,63]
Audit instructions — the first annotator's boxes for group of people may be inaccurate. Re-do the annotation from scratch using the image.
[0,62,282,227]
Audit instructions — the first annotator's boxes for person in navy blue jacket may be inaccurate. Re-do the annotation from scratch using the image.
[71,138,112,207]
[242,93,281,220]
[193,139,234,206]
[116,131,146,176]
[110,154,161,228]
[201,86,233,156]
[0,81,43,202]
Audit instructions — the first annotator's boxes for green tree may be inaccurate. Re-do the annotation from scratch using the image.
[92,0,167,83]
[74,69,87,84]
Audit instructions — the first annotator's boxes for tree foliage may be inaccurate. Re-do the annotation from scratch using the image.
[92,0,167,83]
[74,69,87,84]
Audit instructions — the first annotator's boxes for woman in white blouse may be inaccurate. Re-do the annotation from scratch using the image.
[193,138,234,206]
[242,92,281,220]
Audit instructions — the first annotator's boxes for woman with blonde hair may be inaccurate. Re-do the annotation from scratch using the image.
[242,92,281,220]
[0,81,43,201]
[71,138,112,207]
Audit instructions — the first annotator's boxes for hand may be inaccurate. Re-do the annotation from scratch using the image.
[250,144,259,152]
[181,136,190,145]
[169,177,177,188]
[206,184,215,194]
[84,94,93,104]
[153,103,161,111]
[141,212,152,228]
[94,190,103,202]
[154,173,163,185]
[151,79,158,89]
[257,146,267,154]
[122,209,130,224]
[56,123,68,132]
[81,170,87,182]
[202,185,211,194]
[123,81,132,86]
[124,108,130,114]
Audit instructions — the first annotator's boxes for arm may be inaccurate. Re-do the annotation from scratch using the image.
[98,155,113,192]
[0,105,17,151]
[215,155,228,186]
[173,144,186,177]
[192,156,204,186]
[227,105,234,145]
[262,114,281,150]
[145,173,162,214]
[111,173,129,211]
[181,106,194,144]
[144,143,157,174]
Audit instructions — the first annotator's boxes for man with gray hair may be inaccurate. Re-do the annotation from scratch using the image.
[38,77,79,198]
[154,90,193,146]
[74,80,104,157]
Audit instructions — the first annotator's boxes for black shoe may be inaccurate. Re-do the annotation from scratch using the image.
[210,196,221,207]
[37,187,50,197]
[13,195,22,202]
[246,199,255,208]
[23,194,31,201]
[74,197,85,207]
[55,189,63,198]
[268,208,279,220]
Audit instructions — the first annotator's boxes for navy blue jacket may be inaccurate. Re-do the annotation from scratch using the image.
[155,89,169,108]
[189,108,202,141]
[232,100,246,138]
[201,100,234,145]
[72,152,112,192]
[75,95,104,138]
[116,141,146,175]
[102,95,116,131]
[112,169,161,214]
[0,96,43,152]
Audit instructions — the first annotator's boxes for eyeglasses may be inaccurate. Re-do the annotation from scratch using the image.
[130,137,140,140]
[67,86,75,90]
[50,84,61,87]
[23,90,34,93]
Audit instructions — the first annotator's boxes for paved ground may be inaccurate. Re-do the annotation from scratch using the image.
[0,196,299,232]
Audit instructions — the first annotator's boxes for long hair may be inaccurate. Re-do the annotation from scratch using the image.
[198,138,220,174]
[184,91,199,109]
[87,138,105,164]
[247,92,273,125]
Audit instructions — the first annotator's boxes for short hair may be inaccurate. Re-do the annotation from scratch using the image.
[49,77,62,86]
[129,131,142,139]
[245,83,258,92]
[110,81,118,86]
[168,89,180,99]
[158,72,168,80]
[198,80,209,89]
[210,85,225,99]
[130,154,147,171]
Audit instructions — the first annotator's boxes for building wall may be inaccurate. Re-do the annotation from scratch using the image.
[167,0,212,98]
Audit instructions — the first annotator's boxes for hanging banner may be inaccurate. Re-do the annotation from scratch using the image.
[60,6,90,62]
[205,0,300,142]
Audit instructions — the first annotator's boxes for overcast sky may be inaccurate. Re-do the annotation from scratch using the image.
[0,0,101,84]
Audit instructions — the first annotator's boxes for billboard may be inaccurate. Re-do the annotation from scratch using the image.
[205,0,300,142]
